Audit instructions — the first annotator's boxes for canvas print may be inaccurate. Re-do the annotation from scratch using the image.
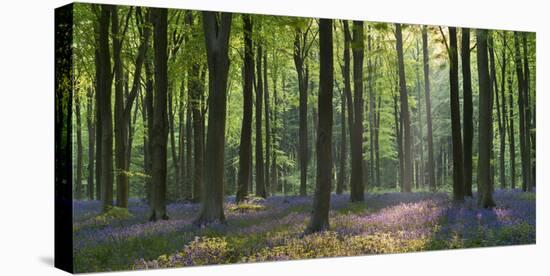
[55,2,536,273]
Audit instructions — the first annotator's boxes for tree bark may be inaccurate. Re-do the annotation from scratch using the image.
[461,28,473,196]
[447,27,465,201]
[264,50,271,197]
[476,29,496,208]
[75,89,83,199]
[255,42,266,198]
[306,18,333,234]
[349,21,365,202]
[86,87,95,200]
[522,33,534,191]
[422,26,436,191]
[194,11,232,226]
[395,23,413,193]
[149,7,169,221]
[514,32,531,192]
[507,63,516,189]
[98,5,114,211]
[236,14,253,203]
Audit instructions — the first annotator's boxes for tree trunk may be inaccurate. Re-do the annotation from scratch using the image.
[499,32,508,190]
[367,27,375,187]
[349,21,365,202]
[255,43,266,198]
[522,33,533,191]
[307,18,333,233]
[264,50,271,197]
[514,32,530,192]
[507,64,516,189]
[447,27,465,201]
[194,11,232,226]
[341,20,354,194]
[86,87,95,200]
[236,14,253,203]
[149,7,169,221]
[422,26,436,191]
[75,89,83,199]
[337,85,347,194]
[395,23,413,193]
[476,29,496,208]
[293,27,309,196]
[98,5,114,211]
[461,28,473,196]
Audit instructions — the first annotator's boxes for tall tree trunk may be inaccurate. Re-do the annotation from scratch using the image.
[349,21,365,202]
[490,32,505,190]
[422,26,436,191]
[255,43,266,198]
[461,28,473,196]
[375,94,381,188]
[307,19,333,233]
[341,20,354,194]
[98,5,114,211]
[367,27,375,187]
[447,27,465,201]
[264,50,271,197]
[507,64,516,189]
[75,89,83,199]
[476,29,496,208]
[194,11,232,226]
[236,14,253,203]
[168,89,180,199]
[86,87,95,200]
[337,87,347,194]
[514,32,530,192]
[522,33,533,191]
[395,23,413,193]
[393,93,404,190]
[112,7,129,208]
[499,32,508,190]
[149,7,169,221]
[293,27,309,196]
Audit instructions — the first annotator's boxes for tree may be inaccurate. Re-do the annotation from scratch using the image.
[422,26,436,191]
[236,14,254,203]
[86,87,95,199]
[149,7,169,221]
[513,31,531,192]
[395,23,413,193]
[255,41,266,198]
[293,22,312,196]
[75,89,83,199]
[264,50,271,196]
[461,28,473,197]
[97,5,114,211]
[349,21,365,202]
[306,18,333,233]
[194,11,232,226]
[476,29,496,208]
[443,27,465,201]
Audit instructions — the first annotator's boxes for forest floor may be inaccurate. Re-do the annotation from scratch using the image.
[73,189,535,272]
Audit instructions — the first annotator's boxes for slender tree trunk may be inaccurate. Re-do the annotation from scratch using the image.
[447,27,465,201]
[422,26,436,191]
[367,27,375,187]
[194,11,232,226]
[307,18,333,234]
[98,5,114,211]
[168,89,180,199]
[342,20,354,194]
[255,43,266,198]
[476,29,496,208]
[75,90,83,199]
[395,23,413,193]
[337,88,347,194]
[293,28,309,196]
[86,87,95,200]
[349,21,365,202]
[112,7,129,208]
[393,93,404,190]
[499,32,508,190]
[522,33,533,191]
[461,28,473,196]
[149,7,169,221]
[236,15,253,203]
[514,32,529,192]
[264,50,271,197]
[507,65,516,189]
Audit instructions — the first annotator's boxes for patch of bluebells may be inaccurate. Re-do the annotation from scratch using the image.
[73,189,535,272]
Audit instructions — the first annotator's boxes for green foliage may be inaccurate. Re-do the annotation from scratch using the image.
[92,206,132,224]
